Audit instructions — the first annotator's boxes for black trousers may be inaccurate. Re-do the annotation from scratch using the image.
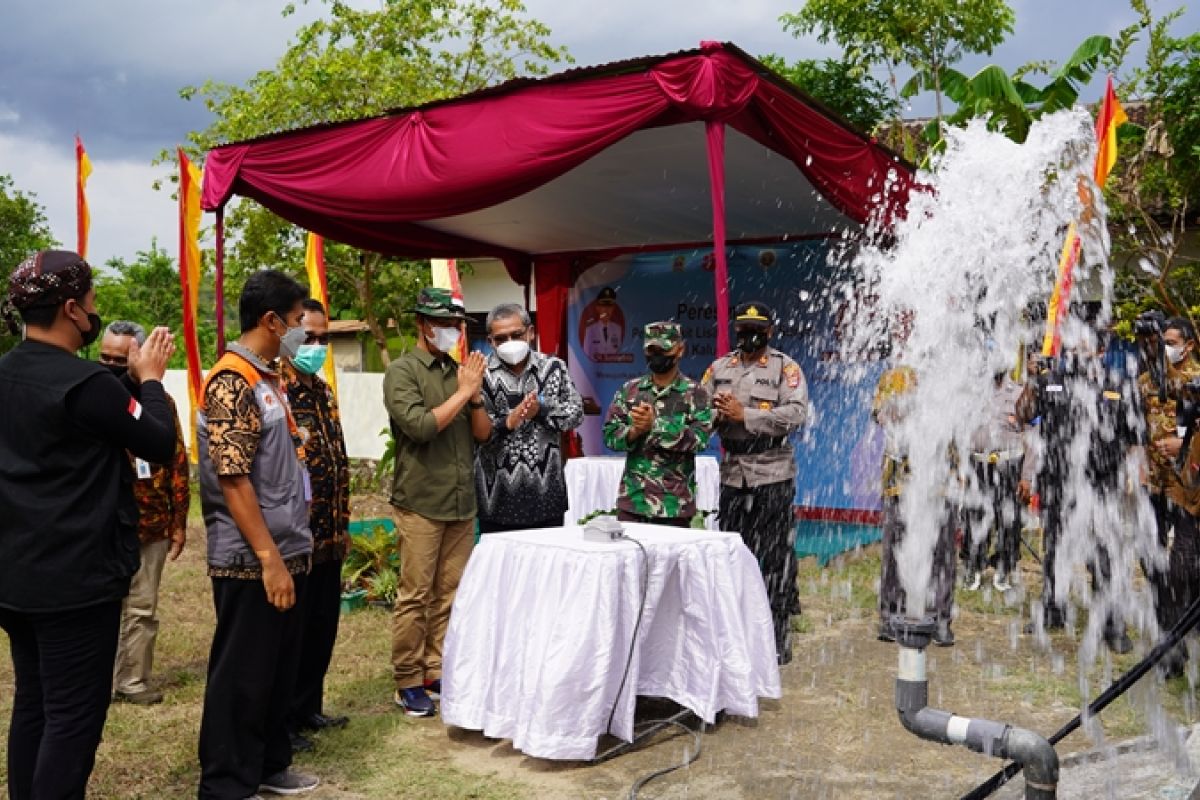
[1150,493,1200,660]
[1040,488,1067,624]
[198,573,307,800]
[0,600,121,800]
[719,480,798,660]
[965,459,1023,577]
[879,498,956,624]
[289,559,342,728]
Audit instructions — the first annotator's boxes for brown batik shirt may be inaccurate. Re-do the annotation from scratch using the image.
[282,361,350,564]
[129,392,189,544]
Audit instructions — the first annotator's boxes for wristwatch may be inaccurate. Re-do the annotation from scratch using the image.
[468,399,485,410]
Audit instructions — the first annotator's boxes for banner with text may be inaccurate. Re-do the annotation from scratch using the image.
[566,241,885,513]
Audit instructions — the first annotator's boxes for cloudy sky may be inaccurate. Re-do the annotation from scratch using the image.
[2,0,1195,266]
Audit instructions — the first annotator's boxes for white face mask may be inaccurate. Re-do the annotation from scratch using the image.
[1166,343,1187,365]
[496,339,530,366]
[427,325,461,354]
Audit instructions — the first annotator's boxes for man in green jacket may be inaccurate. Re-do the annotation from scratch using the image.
[383,287,491,717]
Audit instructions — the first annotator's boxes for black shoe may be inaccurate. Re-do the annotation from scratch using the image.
[877,622,896,643]
[289,731,315,753]
[933,623,955,647]
[299,712,349,731]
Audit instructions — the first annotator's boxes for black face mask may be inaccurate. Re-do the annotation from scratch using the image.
[104,363,128,379]
[736,330,768,354]
[75,310,102,347]
[646,353,676,374]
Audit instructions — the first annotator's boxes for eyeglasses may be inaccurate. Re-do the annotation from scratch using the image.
[304,333,330,345]
[98,354,128,366]
[489,329,528,344]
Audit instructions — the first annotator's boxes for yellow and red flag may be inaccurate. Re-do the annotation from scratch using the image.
[430,258,468,362]
[304,232,339,397]
[178,149,204,462]
[75,135,92,259]
[1094,74,1128,188]
[1041,76,1126,357]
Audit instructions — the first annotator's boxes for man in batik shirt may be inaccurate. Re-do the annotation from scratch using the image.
[100,320,189,705]
[283,299,351,748]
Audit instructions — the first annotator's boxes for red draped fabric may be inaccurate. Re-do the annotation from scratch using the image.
[202,43,913,355]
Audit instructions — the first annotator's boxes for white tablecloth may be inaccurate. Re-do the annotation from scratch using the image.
[440,524,781,760]
[563,455,721,527]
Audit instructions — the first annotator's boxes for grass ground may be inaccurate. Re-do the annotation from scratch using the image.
[1,514,1198,798]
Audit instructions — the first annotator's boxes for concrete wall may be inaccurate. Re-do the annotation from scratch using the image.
[162,368,389,461]
[461,258,537,313]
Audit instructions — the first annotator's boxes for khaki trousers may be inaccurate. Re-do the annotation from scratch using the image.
[390,509,474,688]
[113,538,170,694]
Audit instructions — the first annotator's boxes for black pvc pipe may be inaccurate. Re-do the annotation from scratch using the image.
[960,592,1200,800]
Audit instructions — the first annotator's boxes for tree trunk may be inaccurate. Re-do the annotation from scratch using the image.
[359,252,392,365]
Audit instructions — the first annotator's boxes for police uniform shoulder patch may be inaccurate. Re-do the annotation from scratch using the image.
[783,362,801,388]
[701,365,713,384]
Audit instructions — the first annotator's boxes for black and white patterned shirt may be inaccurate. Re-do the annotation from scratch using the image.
[475,350,584,527]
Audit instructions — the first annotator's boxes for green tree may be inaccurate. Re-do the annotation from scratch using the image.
[901,35,1113,149]
[1105,2,1200,327]
[0,175,57,354]
[758,55,899,132]
[174,0,570,363]
[94,241,220,369]
[780,0,1015,127]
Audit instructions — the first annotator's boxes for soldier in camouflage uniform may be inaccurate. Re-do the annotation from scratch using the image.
[1139,317,1200,675]
[702,302,808,664]
[603,321,714,526]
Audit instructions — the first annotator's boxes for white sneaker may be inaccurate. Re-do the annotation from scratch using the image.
[965,571,981,591]
[993,573,1012,592]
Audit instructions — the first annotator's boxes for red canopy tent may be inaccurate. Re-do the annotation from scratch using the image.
[201,41,914,357]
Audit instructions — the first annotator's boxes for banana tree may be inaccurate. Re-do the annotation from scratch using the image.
[902,35,1113,154]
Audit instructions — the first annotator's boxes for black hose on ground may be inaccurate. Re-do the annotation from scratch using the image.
[960,592,1200,800]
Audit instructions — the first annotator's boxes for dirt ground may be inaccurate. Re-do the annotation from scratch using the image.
[419,548,1197,800]
[2,503,1193,799]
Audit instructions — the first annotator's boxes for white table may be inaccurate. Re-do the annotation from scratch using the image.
[563,455,721,528]
[440,524,781,761]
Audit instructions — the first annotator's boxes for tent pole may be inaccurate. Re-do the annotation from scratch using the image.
[214,206,226,357]
[705,121,730,356]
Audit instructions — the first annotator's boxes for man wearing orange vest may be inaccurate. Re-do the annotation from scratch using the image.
[196,270,319,800]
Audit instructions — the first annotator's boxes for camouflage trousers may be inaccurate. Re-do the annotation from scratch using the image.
[719,480,798,663]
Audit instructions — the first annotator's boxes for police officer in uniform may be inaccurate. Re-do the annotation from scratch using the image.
[703,302,809,665]
[1020,337,1141,652]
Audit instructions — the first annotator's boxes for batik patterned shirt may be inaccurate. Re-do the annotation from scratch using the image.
[282,361,350,564]
[475,351,583,527]
[129,392,189,544]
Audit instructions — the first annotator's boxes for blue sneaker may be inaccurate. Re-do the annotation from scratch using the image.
[424,679,442,700]
[394,686,435,717]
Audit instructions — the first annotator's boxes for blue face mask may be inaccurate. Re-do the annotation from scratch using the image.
[292,343,328,375]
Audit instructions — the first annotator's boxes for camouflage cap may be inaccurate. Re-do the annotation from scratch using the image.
[411,286,467,320]
[643,320,682,350]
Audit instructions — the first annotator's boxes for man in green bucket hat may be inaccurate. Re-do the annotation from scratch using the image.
[383,287,491,718]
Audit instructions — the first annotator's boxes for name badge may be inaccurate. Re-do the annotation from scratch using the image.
[135,458,153,480]
[1046,384,1063,393]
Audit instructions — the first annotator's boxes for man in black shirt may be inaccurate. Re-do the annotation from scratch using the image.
[0,250,176,800]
